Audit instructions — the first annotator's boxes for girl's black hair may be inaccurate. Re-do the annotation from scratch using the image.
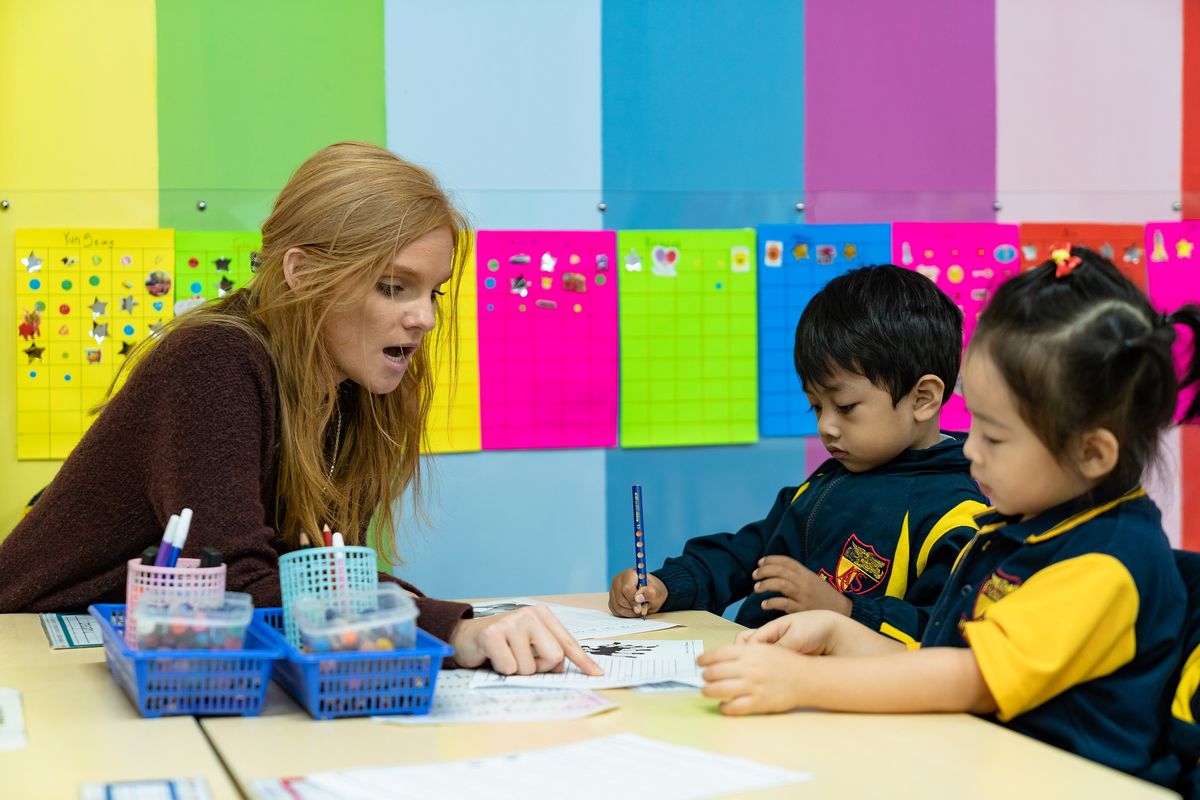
[970,246,1200,496]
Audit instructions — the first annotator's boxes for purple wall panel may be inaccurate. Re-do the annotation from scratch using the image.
[805,0,997,223]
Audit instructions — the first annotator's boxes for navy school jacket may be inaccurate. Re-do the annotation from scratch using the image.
[653,433,987,641]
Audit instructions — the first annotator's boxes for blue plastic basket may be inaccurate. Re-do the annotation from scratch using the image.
[252,608,452,720]
[88,603,283,718]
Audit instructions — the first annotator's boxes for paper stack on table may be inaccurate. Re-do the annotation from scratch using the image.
[470,640,705,690]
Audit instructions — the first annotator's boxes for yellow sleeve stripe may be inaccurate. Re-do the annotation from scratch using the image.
[1174,641,1200,724]
[1025,486,1146,544]
[883,512,911,599]
[963,553,1139,721]
[916,499,988,576]
[790,483,810,504]
[880,621,916,645]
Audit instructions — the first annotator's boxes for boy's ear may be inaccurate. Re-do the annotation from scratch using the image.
[910,373,945,422]
[282,247,305,289]
[1072,428,1119,482]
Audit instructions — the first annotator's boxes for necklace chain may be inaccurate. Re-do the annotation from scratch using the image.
[328,405,342,480]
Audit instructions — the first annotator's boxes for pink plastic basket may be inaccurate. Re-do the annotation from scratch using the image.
[124,557,226,646]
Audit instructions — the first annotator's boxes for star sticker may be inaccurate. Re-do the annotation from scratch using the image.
[149,319,165,335]
[214,256,232,271]
[120,295,138,313]
[21,251,42,273]
[92,321,108,343]
[1178,239,1195,259]
[89,297,108,316]
[218,276,234,295]
[119,341,134,356]
[24,342,45,363]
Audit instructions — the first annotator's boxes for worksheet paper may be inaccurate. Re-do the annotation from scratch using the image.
[470,640,705,690]
[471,597,680,639]
[39,612,103,648]
[249,733,812,800]
[373,670,616,725]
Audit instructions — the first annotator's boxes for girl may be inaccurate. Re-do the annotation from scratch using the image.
[0,142,599,677]
[698,246,1200,785]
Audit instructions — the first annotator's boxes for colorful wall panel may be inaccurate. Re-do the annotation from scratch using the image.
[173,231,261,311]
[1018,223,1147,291]
[425,237,482,454]
[757,223,891,436]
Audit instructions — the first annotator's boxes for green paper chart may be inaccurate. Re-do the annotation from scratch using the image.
[173,231,261,310]
[618,230,758,447]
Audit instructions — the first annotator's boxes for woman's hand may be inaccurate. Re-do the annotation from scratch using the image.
[449,605,603,675]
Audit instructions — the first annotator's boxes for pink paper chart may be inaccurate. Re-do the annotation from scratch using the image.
[475,230,618,450]
[1146,221,1200,423]
[892,222,1021,432]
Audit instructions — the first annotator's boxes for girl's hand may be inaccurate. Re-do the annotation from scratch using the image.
[698,643,809,716]
[449,605,603,676]
[736,610,839,654]
[608,569,668,617]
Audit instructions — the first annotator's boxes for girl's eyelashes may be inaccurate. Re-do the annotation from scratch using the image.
[377,282,403,297]
[431,288,446,301]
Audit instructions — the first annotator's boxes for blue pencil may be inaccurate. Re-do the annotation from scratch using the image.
[632,484,648,616]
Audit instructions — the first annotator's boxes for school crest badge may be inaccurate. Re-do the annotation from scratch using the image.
[972,570,1023,619]
[819,534,891,595]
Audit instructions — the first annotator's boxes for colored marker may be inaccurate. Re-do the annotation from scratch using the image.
[153,514,180,567]
[199,546,223,568]
[140,545,159,565]
[632,484,648,617]
[322,523,333,548]
[166,507,193,568]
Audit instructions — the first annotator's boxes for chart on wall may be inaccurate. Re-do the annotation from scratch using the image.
[1146,221,1200,423]
[757,224,892,436]
[892,222,1021,432]
[426,235,482,454]
[1019,223,1146,291]
[14,229,175,460]
[475,231,618,449]
[173,231,261,313]
[618,230,758,448]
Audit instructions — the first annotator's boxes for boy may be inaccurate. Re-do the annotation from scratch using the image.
[609,265,987,642]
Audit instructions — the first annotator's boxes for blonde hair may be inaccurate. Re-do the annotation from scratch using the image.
[108,141,470,564]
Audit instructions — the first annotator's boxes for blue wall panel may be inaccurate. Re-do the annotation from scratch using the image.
[601,0,806,229]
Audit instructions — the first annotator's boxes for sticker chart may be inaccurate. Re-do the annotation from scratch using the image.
[475,231,618,449]
[618,230,758,447]
[15,229,174,459]
[757,223,892,436]
[1019,223,1146,291]
[425,235,482,453]
[1146,221,1200,421]
[173,230,261,314]
[892,223,1020,431]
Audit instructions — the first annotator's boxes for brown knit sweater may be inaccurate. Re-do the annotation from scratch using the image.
[0,316,472,645]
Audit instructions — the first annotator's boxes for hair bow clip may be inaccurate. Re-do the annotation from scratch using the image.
[1049,243,1082,278]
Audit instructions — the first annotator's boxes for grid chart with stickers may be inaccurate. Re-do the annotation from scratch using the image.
[892,222,1020,432]
[15,229,174,459]
[618,230,758,448]
[174,230,261,312]
[475,231,618,449]
[425,235,482,453]
[757,223,892,436]
[1019,223,1146,291]
[1146,221,1200,422]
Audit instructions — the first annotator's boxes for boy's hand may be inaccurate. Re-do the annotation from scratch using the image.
[736,610,838,655]
[450,605,603,676]
[698,643,809,715]
[753,555,852,616]
[607,569,667,617]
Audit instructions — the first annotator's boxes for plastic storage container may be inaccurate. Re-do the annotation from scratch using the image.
[251,607,451,720]
[131,591,253,651]
[88,603,282,718]
[124,556,226,646]
[278,545,377,647]
[293,583,417,653]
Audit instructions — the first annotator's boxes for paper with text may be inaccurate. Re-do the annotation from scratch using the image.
[471,639,704,690]
[471,597,680,639]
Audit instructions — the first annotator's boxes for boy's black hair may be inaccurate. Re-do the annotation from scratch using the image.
[970,246,1200,497]
[793,264,963,405]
